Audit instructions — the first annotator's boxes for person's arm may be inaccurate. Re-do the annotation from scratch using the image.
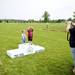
[65,21,70,41]
[66,24,71,32]
[67,32,70,41]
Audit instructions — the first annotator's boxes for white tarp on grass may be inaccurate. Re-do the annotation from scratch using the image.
[7,43,45,58]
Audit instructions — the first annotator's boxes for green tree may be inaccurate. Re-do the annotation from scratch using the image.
[42,11,50,23]
[73,12,75,20]
[67,18,72,21]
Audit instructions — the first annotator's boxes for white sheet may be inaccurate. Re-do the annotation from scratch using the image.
[7,43,45,58]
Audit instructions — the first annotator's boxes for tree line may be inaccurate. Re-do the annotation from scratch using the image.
[0,11,75,23]
[0,19,66,23]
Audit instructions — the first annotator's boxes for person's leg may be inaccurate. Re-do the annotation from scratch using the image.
[28,37,32,45]
[71,48,75,73]
[30,36,33,45]
[24,38,26,43]
[29,41,32,45]
[71,48,75,66]
[22,38,25,43]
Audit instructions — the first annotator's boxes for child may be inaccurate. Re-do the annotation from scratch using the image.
[27,26,33,45]
[21,30,26,43]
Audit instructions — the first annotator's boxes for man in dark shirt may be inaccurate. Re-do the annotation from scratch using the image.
[66,21,75,73]
[69,27,75,47]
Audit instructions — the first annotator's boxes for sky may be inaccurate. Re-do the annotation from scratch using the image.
[0,0,75,20]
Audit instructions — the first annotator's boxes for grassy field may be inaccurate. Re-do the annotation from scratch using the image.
[0,23,74,75]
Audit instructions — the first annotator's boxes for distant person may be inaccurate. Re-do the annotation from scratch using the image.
[66,21,75,73]
[21,30,26,43]
[27,26,33,45]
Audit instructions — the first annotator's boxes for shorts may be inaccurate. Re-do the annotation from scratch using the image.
[28,37,32,41]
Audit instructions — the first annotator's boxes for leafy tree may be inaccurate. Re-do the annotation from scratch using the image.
[67,18,72,21]
[42,11,50,23]
[73,12,75,20]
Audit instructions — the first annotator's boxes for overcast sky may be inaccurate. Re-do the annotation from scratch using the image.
[0,0,75,20]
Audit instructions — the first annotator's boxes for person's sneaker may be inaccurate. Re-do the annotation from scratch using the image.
[73,67,75,73]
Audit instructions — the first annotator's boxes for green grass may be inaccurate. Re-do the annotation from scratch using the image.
[0,23,73,75]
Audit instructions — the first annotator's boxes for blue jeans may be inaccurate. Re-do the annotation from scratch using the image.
[22,38,26,43]
[71,48,75,66]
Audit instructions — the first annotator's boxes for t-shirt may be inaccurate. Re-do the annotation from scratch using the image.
[69,27,75,47]
[22,33,26,39]
[27,28,33,37]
